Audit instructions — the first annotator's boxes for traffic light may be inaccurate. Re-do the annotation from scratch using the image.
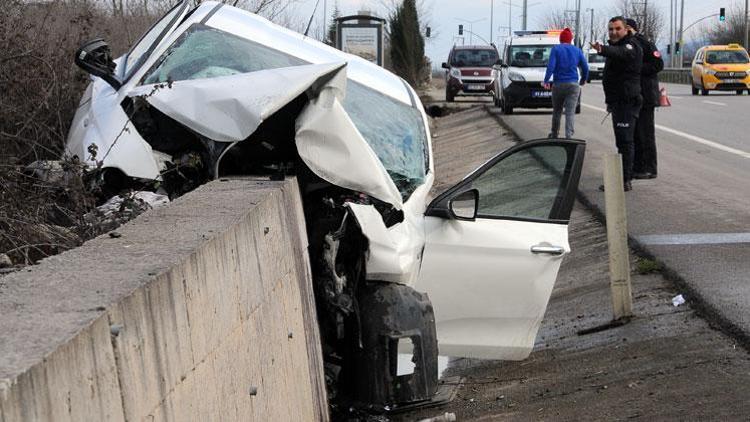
[667,44,671,54]
[458,24,464,35]
[675,41,681,53]
[720,8,726,22]
[426,26,431,38]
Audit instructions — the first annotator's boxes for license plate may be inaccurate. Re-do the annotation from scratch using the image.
[466,84,485,90]
[723,79,740,83]
[532,90,552,98]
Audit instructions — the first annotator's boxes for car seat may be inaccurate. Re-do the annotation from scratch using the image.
[515,51,531,60]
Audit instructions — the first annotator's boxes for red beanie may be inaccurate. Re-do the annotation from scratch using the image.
[560,28,573,44]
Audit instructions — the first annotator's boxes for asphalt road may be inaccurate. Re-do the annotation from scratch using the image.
[492,81,750,344]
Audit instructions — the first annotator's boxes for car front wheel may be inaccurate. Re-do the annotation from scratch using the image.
[445,88,455,102]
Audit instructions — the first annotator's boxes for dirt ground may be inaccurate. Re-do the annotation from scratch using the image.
[395,106,750,421]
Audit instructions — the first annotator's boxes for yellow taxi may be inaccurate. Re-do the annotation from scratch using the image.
[691,44,750,95]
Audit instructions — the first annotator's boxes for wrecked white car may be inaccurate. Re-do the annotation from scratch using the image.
[68,0,585,415]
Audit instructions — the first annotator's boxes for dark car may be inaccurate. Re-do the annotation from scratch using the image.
[442,45,499,102]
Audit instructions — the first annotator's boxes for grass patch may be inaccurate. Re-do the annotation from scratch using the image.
[636,257,662,274]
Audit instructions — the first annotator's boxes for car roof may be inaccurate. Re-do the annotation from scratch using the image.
[197,1,413,106]
[702,44,747,51]
[452,45,497,51]
[510,36,559,46]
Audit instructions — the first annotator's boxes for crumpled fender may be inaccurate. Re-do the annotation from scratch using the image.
[295,66,403,208]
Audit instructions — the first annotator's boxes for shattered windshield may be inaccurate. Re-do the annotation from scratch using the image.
[140,24,427,200]
[343,81,428,199]
[142,24,306,84]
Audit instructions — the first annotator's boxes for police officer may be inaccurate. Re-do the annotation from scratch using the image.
[626,18,664,179]
[591,16,643,191]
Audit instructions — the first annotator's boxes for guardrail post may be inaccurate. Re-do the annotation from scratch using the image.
[603,153,633,320]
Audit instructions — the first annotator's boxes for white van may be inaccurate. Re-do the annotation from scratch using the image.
[587,48,605,81]
[493,30,581,114]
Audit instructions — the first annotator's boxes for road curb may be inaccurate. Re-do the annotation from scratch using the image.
[482,104,750,352]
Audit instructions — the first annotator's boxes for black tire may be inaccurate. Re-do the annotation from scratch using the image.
[700,80,709,95]
[503,102,514,114]
[691,84,699,95]
[445,88,454,102]
[737,89,744,95]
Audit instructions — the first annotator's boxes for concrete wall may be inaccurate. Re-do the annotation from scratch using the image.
[0,178,328,422]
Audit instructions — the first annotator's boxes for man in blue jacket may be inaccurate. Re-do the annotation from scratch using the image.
[543,28,589,138]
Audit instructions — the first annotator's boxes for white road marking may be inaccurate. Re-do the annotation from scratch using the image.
[636,233,750,246]
[702,100,727,106]
[581,103,750,159]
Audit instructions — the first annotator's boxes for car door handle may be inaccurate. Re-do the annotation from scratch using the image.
[530,245,565,255]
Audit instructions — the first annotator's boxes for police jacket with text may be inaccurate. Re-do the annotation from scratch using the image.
[599,34,643,105]
[632,32,664,107]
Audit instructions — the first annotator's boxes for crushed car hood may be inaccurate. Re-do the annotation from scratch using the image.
[130,63,403,207]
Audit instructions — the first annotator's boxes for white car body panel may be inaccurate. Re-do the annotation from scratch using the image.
[414,217,569,360]
[66,78,161,180]
[345,171,434,284]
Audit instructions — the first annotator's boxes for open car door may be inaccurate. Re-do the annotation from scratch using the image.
[414,139,585,360]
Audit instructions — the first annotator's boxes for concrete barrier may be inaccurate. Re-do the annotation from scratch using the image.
[0,178,328,421]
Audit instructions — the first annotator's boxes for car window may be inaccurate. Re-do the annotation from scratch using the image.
[142,24,306,84]
[705,50,750,64]
[469,145,571,220]
[588,54,605,63]
[343,81,428,199]
[124,1,185,80]
[450,49,498,67]
[509,45,553,67]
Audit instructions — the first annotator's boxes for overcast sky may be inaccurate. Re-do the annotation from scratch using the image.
[296,0,744,63]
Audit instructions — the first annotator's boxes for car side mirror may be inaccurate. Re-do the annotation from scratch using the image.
[75,38,121,90]
[449,189,478,220]
[495,59,504,66]
[441,62,450,69]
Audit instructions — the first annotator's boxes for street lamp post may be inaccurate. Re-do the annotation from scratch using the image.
[586,8,594,45]
[678,0,685,68]
[745,0,749,50]
[456,18,487,44]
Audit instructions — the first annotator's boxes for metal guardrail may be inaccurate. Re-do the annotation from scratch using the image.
[659,68,692,85]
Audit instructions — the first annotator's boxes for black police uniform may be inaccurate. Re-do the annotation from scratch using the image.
[632,32,664,178]
[599,33,643,184]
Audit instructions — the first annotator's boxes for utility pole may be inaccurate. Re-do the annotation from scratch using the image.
[491,0,494,45]
[745,0,749,50]
[643,0,648,37]
[575,0,581,48]
[585,8,594,45]
[669,0,673,67]
[679,0,685,68]
[522,0,527,30]
[323,0,327,41]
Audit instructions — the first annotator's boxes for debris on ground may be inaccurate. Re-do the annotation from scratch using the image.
[672,294,686,307]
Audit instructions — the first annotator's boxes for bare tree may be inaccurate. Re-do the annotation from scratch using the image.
[613,0,665,44]
[537,8,607,46]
